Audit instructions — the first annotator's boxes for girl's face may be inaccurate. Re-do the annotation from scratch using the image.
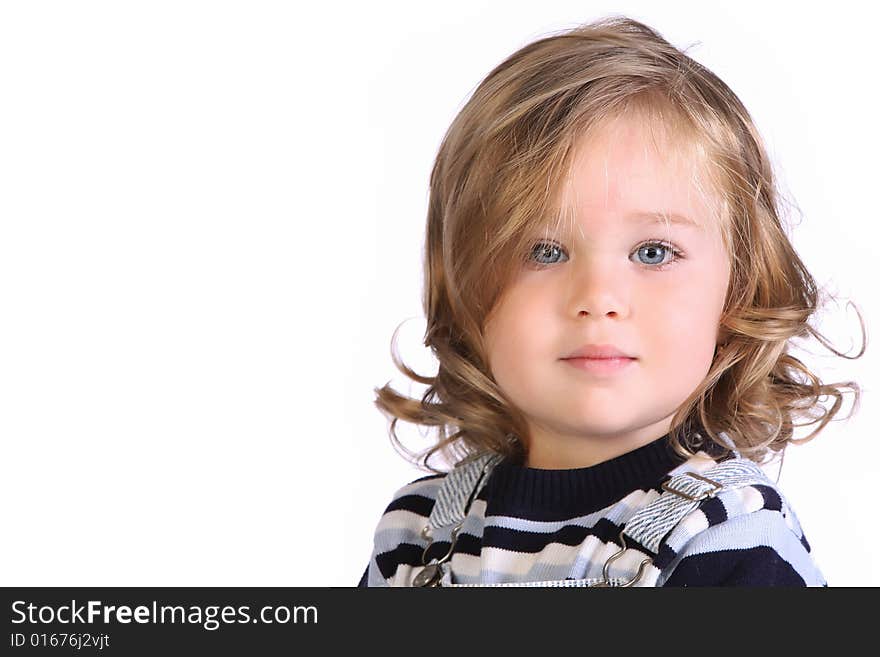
[483,116,730,469]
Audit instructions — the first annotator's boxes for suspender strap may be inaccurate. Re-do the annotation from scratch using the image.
[426,452,503,531]
[622,457,773,553]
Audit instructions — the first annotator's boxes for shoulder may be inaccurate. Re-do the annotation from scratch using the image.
[657,477,827,586]
[370,471,448,541]
[375,451,498,520]
[361,471,448,586]
[379,472,447,516]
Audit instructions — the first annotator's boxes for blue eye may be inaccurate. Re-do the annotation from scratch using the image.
[529,241,567,265]
[527,239,684,271]
[635,242,676,268]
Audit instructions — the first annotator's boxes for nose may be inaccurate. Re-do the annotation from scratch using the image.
[566,255,630,320]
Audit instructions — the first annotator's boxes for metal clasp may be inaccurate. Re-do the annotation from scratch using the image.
[594,529,652,587]
[411,523,463,587]
[661,471,723,502]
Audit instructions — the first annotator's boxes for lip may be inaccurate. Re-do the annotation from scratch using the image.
[562,343,635,359]
[562,356,636,375]
[560,343,636,376]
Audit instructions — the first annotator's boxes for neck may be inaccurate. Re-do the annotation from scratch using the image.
[522,414,676,469]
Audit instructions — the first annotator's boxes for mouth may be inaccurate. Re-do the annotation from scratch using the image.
[562,343,635,360]
[561,355,637,375]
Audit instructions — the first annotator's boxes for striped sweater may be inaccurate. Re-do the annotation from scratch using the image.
[358,434,827,587]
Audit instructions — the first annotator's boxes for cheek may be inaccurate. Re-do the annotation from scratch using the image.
[642,279,724,362]
[484,298,544,384]
[488,290,544,346]
[484,304,515,375]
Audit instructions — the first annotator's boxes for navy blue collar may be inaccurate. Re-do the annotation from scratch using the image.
[481,433,700,520]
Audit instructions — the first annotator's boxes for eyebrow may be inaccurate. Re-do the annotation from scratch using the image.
[627,211,700,227]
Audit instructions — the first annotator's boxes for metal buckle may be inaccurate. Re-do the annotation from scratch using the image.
[661,471,723,501]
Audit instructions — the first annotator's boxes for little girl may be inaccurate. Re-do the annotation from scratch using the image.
[359,15,864,587]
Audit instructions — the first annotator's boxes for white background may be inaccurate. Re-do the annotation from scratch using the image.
[0,1,875,586]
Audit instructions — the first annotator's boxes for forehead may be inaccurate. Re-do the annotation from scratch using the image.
[555,115,720,233]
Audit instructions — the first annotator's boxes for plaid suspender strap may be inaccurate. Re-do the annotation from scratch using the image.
[622,457,773,552]
[426,452,502,531]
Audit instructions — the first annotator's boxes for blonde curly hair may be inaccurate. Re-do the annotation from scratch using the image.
[373,15,865,473]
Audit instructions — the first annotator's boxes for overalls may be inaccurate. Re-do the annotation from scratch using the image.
[410,447,778,587]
